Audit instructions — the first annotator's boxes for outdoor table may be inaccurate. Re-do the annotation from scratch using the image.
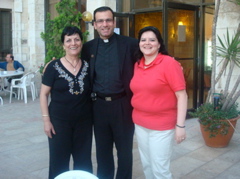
[0,70,24,95]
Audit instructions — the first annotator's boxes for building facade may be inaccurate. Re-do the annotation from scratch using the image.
[0,0,239,108]
[0,0,45,72]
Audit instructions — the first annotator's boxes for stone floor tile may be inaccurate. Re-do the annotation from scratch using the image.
[215,161,240,179]
[171,156,205,178]
[0,93,240,179]
[187,146,231,162]
[200,158,233,176]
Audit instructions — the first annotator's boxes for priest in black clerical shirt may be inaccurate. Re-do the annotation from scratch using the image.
[82,6,138,179]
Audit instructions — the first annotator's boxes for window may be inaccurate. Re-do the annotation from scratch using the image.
[0,9,12,61]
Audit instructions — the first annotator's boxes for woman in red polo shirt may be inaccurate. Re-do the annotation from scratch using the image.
[130,26,188,179]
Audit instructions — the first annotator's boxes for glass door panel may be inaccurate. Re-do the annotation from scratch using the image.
[203,6,214,102]
[114,13,135,37]
[167,8,195,109]
[134,12,163,38]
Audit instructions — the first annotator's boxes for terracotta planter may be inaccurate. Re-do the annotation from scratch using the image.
[200,116,239,148]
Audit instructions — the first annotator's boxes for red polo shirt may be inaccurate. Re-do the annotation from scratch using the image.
[130,53,186,130]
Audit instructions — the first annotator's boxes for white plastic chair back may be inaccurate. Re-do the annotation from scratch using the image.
[55,170,98,179]
[32,69,40,98]
[0,96,3,105]
[9,72,35,103]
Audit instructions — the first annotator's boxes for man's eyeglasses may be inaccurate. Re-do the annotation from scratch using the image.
[95,19,114,24]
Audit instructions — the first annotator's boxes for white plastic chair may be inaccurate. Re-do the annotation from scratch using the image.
[0,96,3,105]
[32,69,40,98]
[55,170,99,179]
[9,72,35,103]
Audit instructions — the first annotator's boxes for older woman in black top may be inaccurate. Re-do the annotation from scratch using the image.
[40,26,92,179]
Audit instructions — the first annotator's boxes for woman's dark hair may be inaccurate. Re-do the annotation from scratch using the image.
[135,26,169,60]
[93,6,115,21]
[61,26,83,43]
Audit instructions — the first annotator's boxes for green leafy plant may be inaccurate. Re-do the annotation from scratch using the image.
[38,64,44,74]
[189,100,240,138]
[40,0,88,66]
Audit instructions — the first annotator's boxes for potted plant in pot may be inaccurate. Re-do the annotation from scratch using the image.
[189,0,240,147]
[189,99,240,147]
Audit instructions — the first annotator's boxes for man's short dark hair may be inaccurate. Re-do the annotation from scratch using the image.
[10,55,14,61]
[93,6,115,21]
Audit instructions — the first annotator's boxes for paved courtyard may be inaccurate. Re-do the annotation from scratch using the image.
[0,93,240,179]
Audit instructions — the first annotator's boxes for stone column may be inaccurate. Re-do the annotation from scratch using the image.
[27,0,45,72]
[12,0,23,64]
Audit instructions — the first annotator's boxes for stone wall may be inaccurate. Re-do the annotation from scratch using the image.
[1,0,13,9]
[12,0,45,73]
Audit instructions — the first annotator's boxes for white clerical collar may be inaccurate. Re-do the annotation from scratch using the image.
[103,39,109,43]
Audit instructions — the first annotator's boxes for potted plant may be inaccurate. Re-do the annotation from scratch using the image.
[189,99,240,147]
[189,0,240,147]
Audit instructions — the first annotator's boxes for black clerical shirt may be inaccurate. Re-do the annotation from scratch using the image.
[93,34,124,94]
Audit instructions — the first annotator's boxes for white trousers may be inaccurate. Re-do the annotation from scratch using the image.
[135,124,174,179]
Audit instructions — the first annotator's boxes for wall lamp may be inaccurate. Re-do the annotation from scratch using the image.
[178,21,186,42]
[82,11,93,30]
